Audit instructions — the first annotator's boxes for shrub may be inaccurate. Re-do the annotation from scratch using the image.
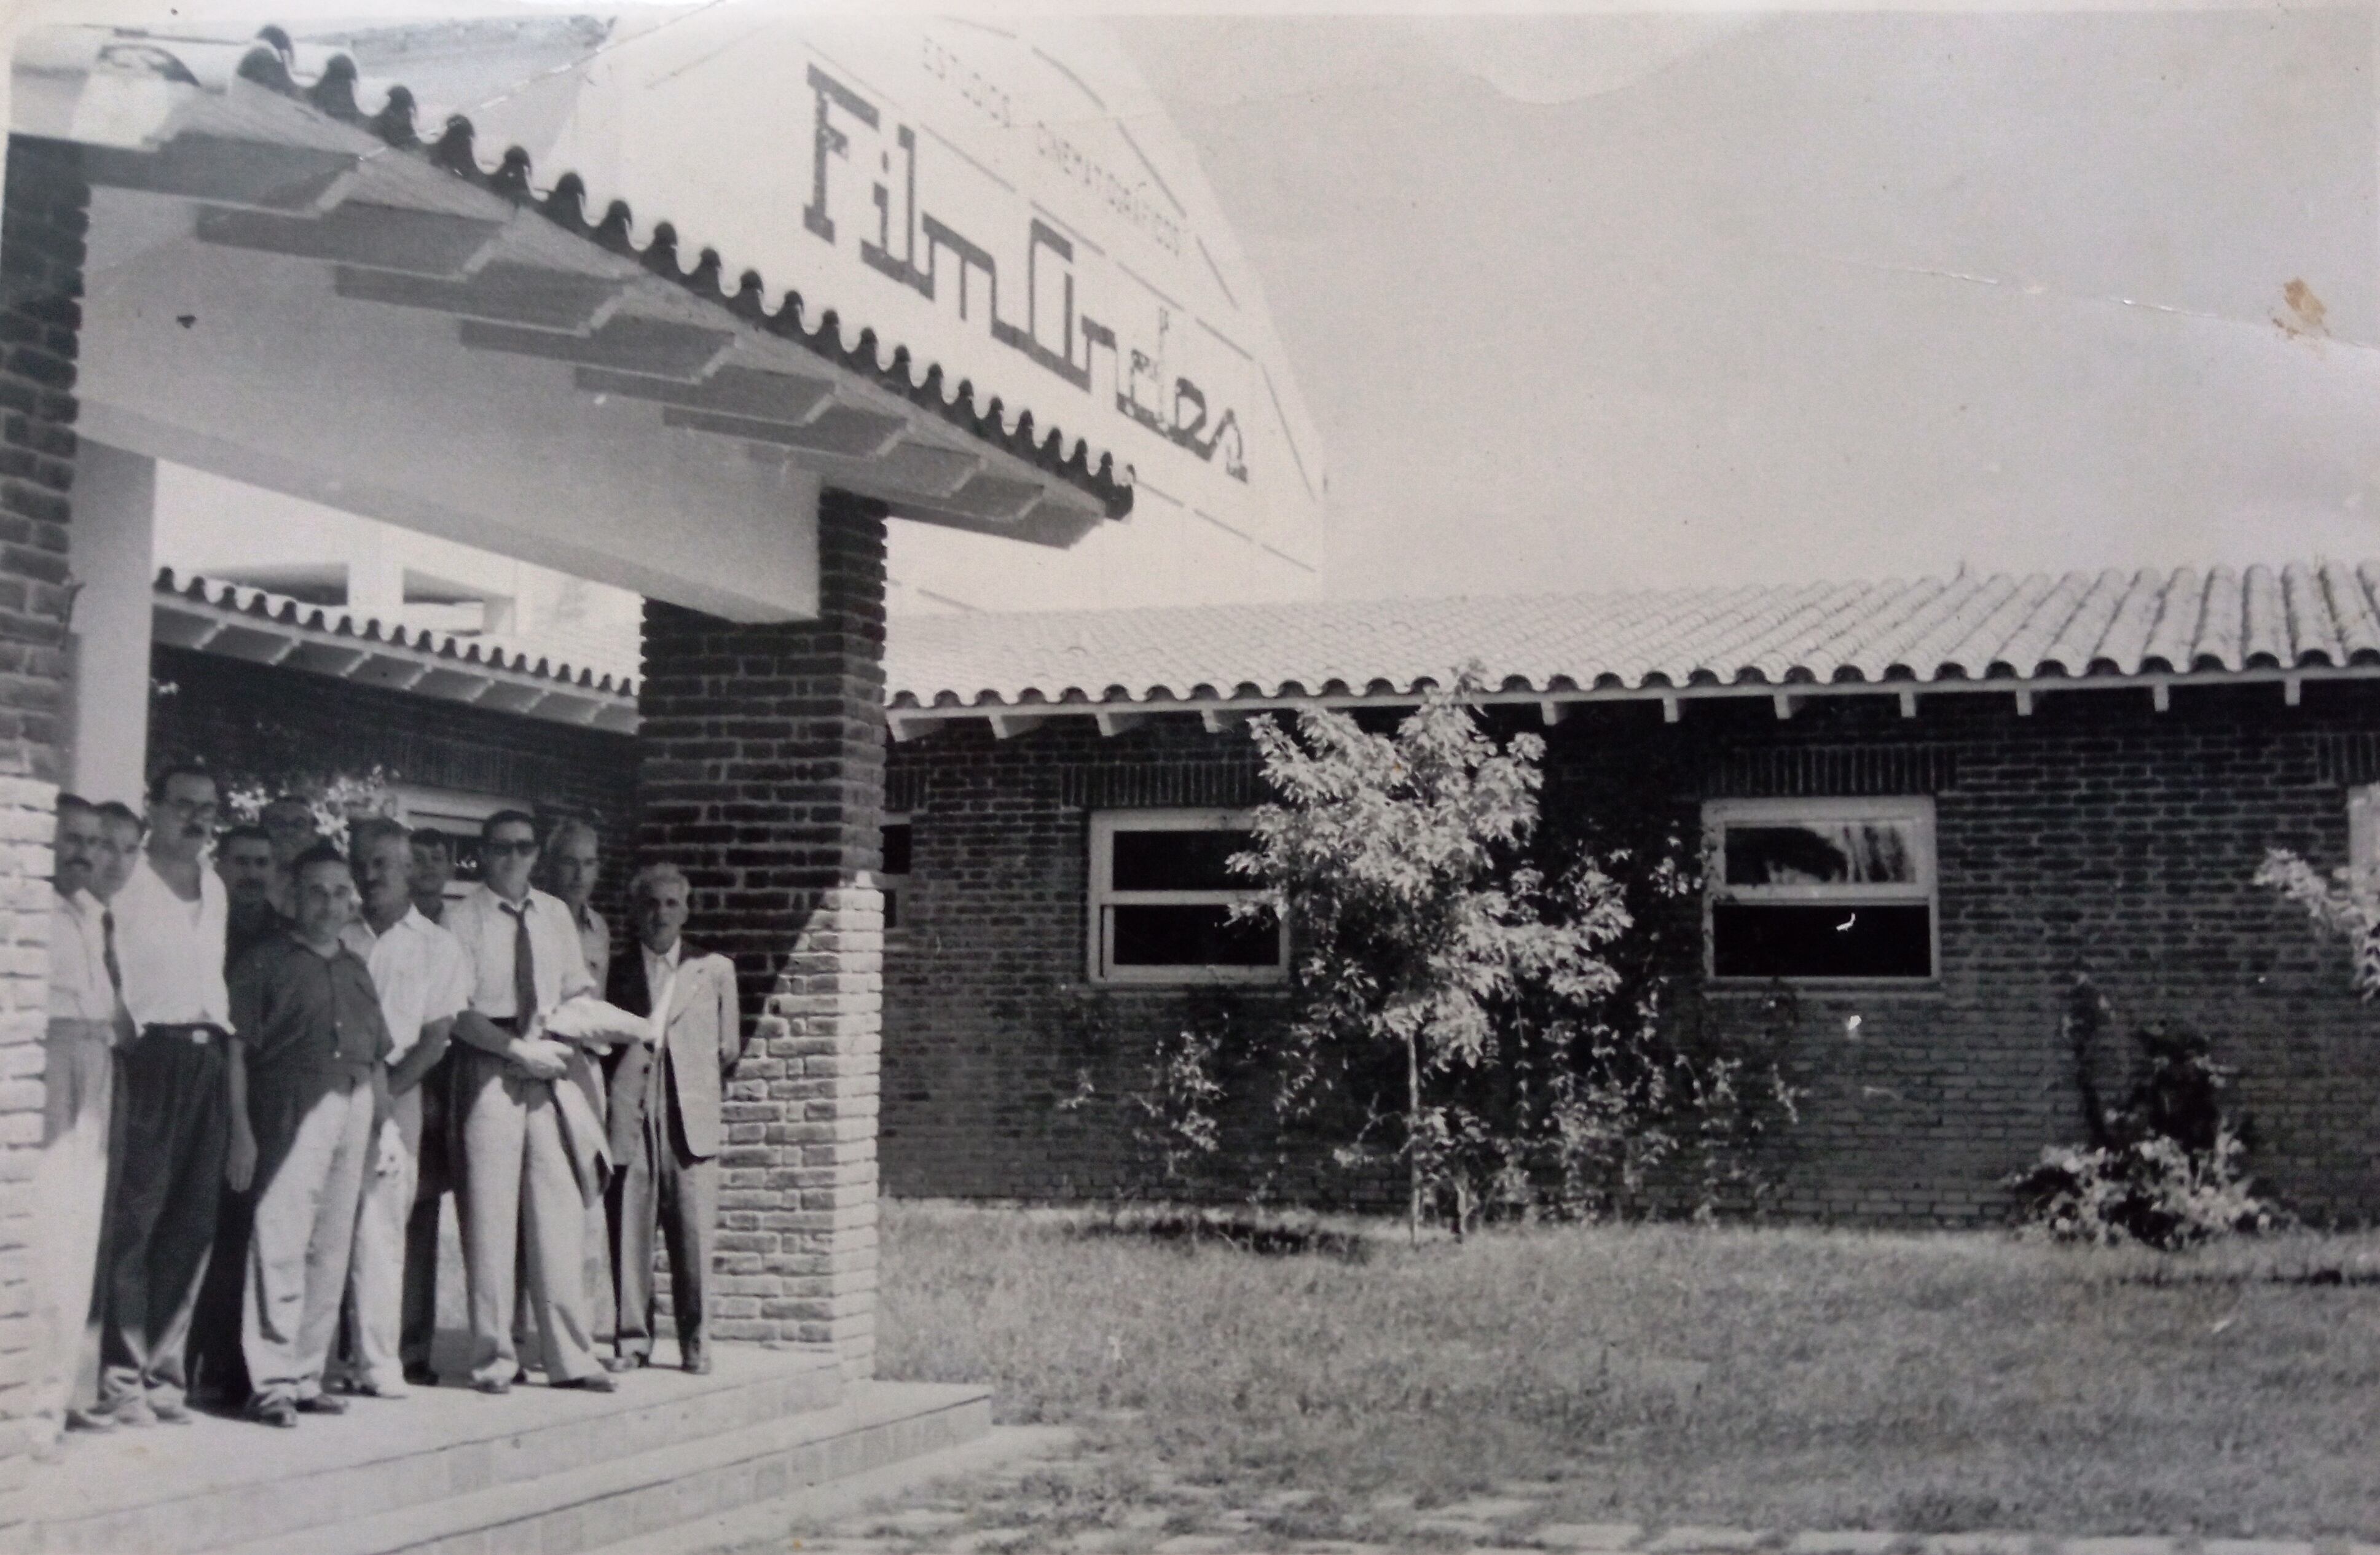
[2006,976,2285,1250]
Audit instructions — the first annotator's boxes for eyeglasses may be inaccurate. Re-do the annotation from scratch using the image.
[482,839,540,857]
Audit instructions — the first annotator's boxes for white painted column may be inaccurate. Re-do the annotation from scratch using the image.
[65,441,156,805]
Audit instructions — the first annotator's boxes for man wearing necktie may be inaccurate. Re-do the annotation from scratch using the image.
[602,864,742,1374]
[439,811,616,1395]
[29,796,135,1447]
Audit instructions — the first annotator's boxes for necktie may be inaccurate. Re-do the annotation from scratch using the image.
[503,899,538,1028]
[100,907,122,997]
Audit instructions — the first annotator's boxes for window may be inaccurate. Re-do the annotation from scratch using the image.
[881,816,911,933]
[1704,798,1936,982]
[1088,810,1286,984]
[389,784,517,899]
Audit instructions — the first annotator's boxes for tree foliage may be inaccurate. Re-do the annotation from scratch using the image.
[1230,672,1800,1232]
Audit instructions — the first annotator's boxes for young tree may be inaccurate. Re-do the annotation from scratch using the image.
[1233,673,1632,1242]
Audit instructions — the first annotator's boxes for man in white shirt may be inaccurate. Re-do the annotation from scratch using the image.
[30,796,131,1446]
[98,765,237,1426]
[334,818,470,1396]
[443,810,616,1395]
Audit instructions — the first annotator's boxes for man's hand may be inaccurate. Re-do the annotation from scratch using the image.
[508,1036,570,1081]
[374,1118,406,1177]
[226,1119,257,1193]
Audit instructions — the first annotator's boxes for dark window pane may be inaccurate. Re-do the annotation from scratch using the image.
[1711,903,1932,979]
[1111,828,1255,891]
[884,885,901,933]
[881,821,912,876]
[1111,903,1280,968]
[1722,821,1918,887]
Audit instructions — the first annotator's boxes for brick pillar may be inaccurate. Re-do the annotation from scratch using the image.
[637,492,886,1380]
[0,135,87,1525]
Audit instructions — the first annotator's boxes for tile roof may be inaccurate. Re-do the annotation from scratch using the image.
[885,562,2380,713]
[79,25,1132,522]
[153,569,639,733]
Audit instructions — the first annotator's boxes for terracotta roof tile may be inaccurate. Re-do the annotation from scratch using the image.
[886,561,2380,713]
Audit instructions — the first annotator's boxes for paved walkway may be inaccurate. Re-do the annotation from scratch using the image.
[764,1433,2380,1555]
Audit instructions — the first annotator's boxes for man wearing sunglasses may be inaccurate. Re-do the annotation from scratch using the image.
[439,812,616,1395]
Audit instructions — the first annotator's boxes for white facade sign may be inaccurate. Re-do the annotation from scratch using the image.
[422,10,1327,584]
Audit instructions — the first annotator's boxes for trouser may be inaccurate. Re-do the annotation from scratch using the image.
[339,1084,419,1392]
[455,1048,599,1386]
[607,1057,718,1366]
[244,1076,375,1408]
[100,1030,228,1413]
[399,1053,454,1374]
[188,1185,253,1404]
[31,1032,116,1432]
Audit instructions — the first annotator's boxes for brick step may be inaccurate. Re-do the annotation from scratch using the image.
[23,1345,850,1555]
[221,1382,993,1555]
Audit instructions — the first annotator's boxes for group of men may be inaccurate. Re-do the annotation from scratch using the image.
[28,765,744,1442]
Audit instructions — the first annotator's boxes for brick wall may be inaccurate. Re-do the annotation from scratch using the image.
[146,644,640,930]
[882,681,2380,1228]
[0,133,85,1530]
[638,492,886,1377]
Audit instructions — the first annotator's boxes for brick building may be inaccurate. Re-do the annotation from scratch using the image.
[0,10,1325,1539]
[875,568,2380,1227]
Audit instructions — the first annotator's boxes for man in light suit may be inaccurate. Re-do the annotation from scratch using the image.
[602,863,742,1374]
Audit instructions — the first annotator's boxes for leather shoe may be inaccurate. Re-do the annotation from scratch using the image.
[471,1377,512,1396]
[296,1394,348,1416]
[151,1398,193,1425]
[682,1354,712,1376]
[402,1363,438,1389]
[62,1407,116,1434]
[246,1398,298,1430]
[551,1373,618,1393]
[602,1354,646,1374]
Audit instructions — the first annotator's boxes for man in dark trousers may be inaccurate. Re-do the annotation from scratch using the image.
[99,764,234,1426]
[603,863,742,1374]
[399,827,457,1384]
[189,823,288,1408]
[229,844,392,1427]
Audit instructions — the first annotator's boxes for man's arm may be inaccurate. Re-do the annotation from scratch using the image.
[388,1015,452,1095]
[716,957,745,1078]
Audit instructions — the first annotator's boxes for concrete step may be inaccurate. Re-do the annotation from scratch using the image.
[24,1345,849,1555]
[224,1381,993,1555]
[586,1424,1076,1555]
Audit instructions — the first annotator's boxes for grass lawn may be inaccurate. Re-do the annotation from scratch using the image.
[875,1201,2380,1540]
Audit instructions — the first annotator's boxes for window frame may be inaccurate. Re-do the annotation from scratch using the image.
[1086,808,1287,987]
[880,813,912,937]
[1702,796,1939,986]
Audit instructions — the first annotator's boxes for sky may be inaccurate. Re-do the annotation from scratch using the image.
[1112,8,2380,600]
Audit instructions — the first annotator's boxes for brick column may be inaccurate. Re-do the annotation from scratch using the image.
[0,135,87,1526]
[637,492,886,1379]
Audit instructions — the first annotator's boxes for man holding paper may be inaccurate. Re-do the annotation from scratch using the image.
[602,864,742,1374]
[441,811,648,1395]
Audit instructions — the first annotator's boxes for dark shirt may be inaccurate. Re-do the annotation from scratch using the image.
[226,903,294,976]
[229,933,393,1084]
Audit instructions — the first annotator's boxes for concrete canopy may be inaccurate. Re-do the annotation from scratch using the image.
[13,15,1131,624]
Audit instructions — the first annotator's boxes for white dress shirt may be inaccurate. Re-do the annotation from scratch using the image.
[47,887,113,1027]
[342,906,473,1066]
[575,905,611,1007]
[441,884,596,1023]
[111,855,231,1030]
[641,939,682,1040]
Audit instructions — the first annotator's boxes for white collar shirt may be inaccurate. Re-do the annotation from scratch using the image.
[48,886,113,1025]
[574,904,611,1001]
[342,906,473,1066]
[642,937,684,1000]
[442,883,596,1022]
[112,854,230,1030]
